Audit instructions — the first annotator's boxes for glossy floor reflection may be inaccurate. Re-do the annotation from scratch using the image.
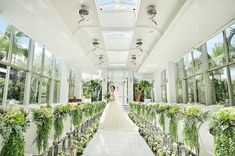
[83,129,154,156]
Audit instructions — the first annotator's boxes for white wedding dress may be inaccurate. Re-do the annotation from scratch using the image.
[83,91,154,156]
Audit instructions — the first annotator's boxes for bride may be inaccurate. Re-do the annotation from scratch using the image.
[98,85,138,131]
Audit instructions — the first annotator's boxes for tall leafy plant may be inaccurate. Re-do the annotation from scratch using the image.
[53,105,70,141]
[166,104,181,142]
[32,106,53,154]
[182,105,206,150]
[135,80,152,102]
[0,108,29,156]
[209,107,235,156]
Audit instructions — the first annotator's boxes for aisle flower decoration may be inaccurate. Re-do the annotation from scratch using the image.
[209,107,235,156]
[166,104,181,141]
[69,104,83,128]
[32,106,53,154]
[53,105,70,141]
[182,105,207,150]
[0,108,29,156]
[156,103,167,131]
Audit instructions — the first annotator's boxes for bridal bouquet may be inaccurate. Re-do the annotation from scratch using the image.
[104,92,111,102]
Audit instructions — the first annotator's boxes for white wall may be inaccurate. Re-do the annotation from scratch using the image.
[154,71,161,102]
[166,62,177,103]
[59,62,69,103]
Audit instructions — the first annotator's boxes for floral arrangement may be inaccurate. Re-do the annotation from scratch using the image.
[32,106,53,154]
[53,105,70,141]
[69,104,83,128]
[209,107,235,156]
[0,108,29,156]
[156,103,167,131]
[166,104,181,141]
[182,105,207,150]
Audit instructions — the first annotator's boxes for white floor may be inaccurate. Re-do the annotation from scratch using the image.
[83,129,155,156]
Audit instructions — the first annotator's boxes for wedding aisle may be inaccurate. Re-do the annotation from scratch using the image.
[83,129,155,156]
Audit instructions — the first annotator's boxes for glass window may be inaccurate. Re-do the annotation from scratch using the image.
[68,69,75,99]
[11,30,30,68]
[193,49,203,73]
[210,67,229,105]
[30,74,40,104]
[32,42,43,73]
[229,64,235,105]
[96,0,139,11]
[195,74,205,104]
[207,33,225,68]
[225,23,235,62]
[183,52,194,77]
[0,64,7,104]
[0,17,12,62]
[44,49,52,77]
[55,58,61,79]
[40,77,50,103]
[186,77,194,103]
[7,68,26,104]
[53,80,60,103]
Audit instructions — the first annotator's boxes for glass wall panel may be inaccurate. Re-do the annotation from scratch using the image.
[183,52,193,77]
[44,49,52,77]
[186,77,194,103]
[195,74,205,103]
[11,30,30,68]
[0,17,11,62]
[40,77,50,103]
[68,69,75,99]
[210,67,229,105]
[7,68,26,104]
[229,64,235,104]
[193,49,203,73]
[207,33,225,68]
[0,64,7,104]
[225,23,235,61]
[33,42,43,73]
[53,80,60,103]
[161,85,167,102]
[30,74,40,103]
[55,58,61,79]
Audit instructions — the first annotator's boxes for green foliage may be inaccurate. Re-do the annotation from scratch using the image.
[166,104,181,141]
[53,105,70,141]
[82,80,102,101]
[182,105,207,150]
[0,108,29,156]
[209,107,235,156]
[32,106,53,154]
[69,105,83,127]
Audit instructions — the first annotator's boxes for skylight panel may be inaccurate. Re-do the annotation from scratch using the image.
[96,0,139,11]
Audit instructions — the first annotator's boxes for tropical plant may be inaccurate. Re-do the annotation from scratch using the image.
[209,107,235,156]
[53,105,70,141]
[166,104,181,141]
[134,80,152,102]
[82,80,102,101]
[32,106,53,154]
[0,108,29,156]
[182,105,207,150]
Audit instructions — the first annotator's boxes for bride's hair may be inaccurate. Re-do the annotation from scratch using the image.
[110,85,115,90]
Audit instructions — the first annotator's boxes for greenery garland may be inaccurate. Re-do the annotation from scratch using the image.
[156,103,167,131]
[166,104,181,142]
[53,105,70,141]
[32,106,53,154]
[69,105,83,127]
[209,107,235,156]
[182,105,206,150]
[0,108,29,156]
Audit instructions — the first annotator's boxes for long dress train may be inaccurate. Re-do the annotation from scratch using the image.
[83,91,154,156]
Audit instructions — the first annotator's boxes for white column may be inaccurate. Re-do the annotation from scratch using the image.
[101,69,108,100]
[154,71,161,102]
[166,62,177,103]
[59,62,69,103]
[128,70,134,102]
[74,69,82,99]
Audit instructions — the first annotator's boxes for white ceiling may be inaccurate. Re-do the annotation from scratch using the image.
[0,0,234,75]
